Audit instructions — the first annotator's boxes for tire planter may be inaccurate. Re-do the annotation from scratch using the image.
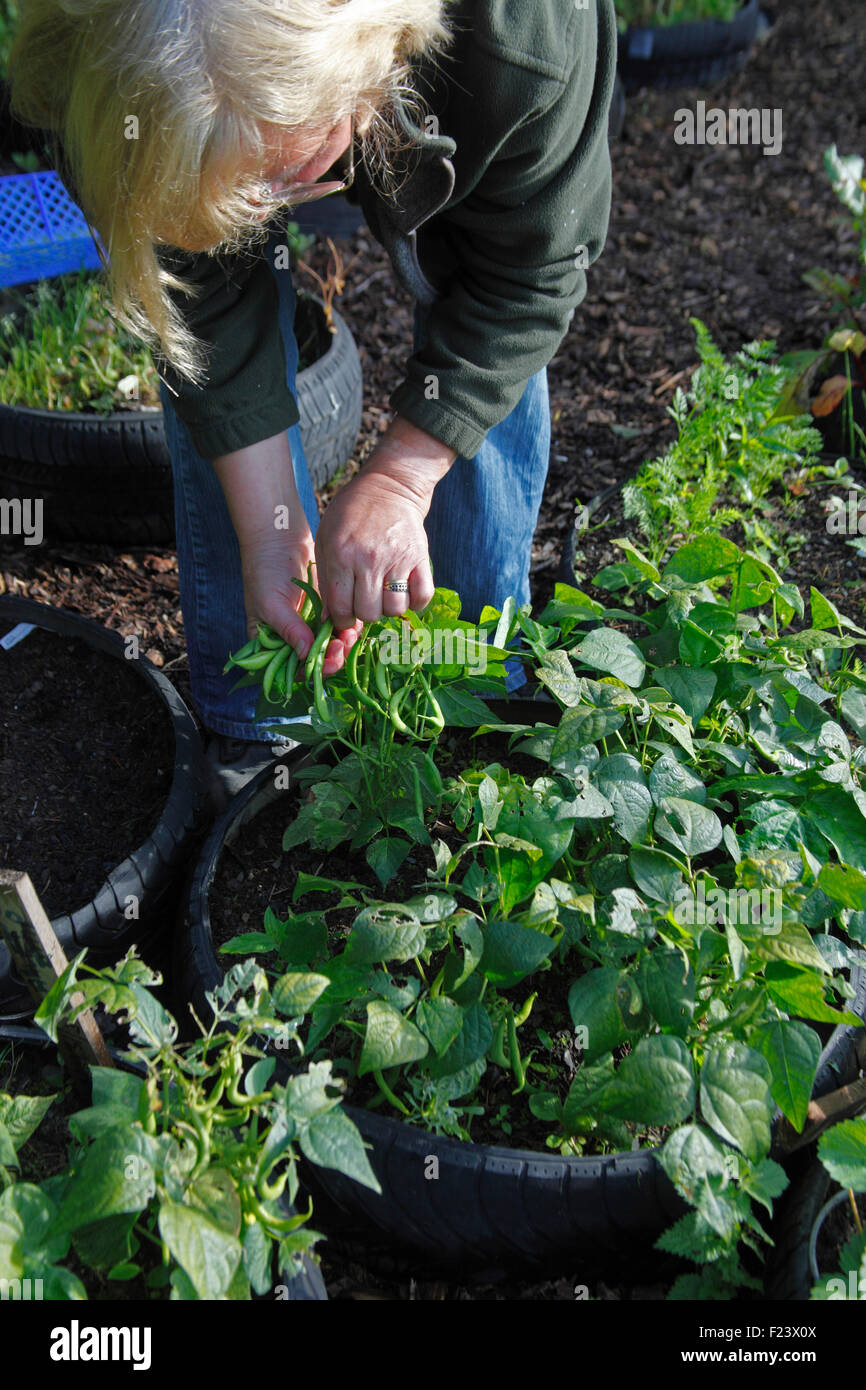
[616,0,768,96]
[0,595,208,1020]
[175,699,690,1281]
[177,694,866,1281]
[0,292,362,545]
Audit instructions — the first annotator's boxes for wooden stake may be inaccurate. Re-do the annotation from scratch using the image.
[0,868,113,1077]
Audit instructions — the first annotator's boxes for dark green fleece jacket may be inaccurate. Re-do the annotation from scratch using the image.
[153,0,617,462]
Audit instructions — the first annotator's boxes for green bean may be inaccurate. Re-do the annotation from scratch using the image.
[262,644,291,702]
[304,618,334,686]
[274,647,300,703]
[292,574,322,627]
[230,647,277,672]
[507,1008,527,1092]
[346,636,387,716]
[256,622,284,649]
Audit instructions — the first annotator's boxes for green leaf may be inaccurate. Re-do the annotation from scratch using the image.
[72,1214,138,1274]
[572,627,646,688]
[648,750,706,807]
[298,1107,381,1192]
[594,754,653,845]
[0,1183,68,1274]
[753,1020,821,1131]
[272,972,331,1017]
[346,903,427,964]
[552,705,625,759]
[663,537,741,584]
[817,862,866,910]
[739,1157,788,1215]
[415,997,464,1056]
[535,649,583,706]
[639,949,695,1035]
[840,687,866,741]
[358,1001,429,1075]
[592,1035,695,1125]
[242,1219,273,1296]
[435,686,499,728]
[628,846,685,903]
[567,967,647,1063]
[428,1001,493,1078]
[764,963,862,1024]
[125,981,178,1051]
[158,1199,242,1300]
[268,914,328,969]
[818,1116,866,1191]
[654,667,717,724]
[660,1124,730,1200]
[56,1129,157,1233]
[654,796,722,857]
[479,919,555,988]
[0,1092,55,1156]
[771,628,858,652]
[700,1043,773,1162]
[803,786,866,871]
[365,836,412,888]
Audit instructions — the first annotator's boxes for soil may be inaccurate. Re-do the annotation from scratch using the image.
[0,622,173,917]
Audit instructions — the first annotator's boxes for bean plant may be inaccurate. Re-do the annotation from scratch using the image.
[0,953,378,1299]
[226,536,866,1297]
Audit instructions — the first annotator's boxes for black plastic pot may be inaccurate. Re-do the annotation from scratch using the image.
[617,0,768,95]
[0,293,361,545]
[0,596,207,1019]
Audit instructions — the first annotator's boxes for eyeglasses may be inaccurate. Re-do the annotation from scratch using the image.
[261,117,355,209]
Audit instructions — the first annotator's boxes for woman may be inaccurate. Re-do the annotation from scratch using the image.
[10,0,616,806]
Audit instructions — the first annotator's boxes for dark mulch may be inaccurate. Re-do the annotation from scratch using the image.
[0,623,173,916]
[1,0,864,1299]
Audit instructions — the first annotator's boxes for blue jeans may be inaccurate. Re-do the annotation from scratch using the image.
[160,224,550,740]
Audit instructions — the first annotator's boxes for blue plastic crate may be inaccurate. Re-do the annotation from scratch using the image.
[0,170,107,288]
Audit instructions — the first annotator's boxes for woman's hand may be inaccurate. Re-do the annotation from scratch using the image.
[315,415,457,632]
[240,528,361,677]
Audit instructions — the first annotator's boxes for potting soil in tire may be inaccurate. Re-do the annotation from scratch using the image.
[0,625,173,917]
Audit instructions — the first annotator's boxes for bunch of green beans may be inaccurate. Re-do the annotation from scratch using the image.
[222,570,334,722]
[223,569,445,741]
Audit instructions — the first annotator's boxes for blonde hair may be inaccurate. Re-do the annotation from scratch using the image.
[9,0,453,385]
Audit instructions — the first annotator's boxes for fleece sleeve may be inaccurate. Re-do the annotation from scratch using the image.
[388,1,617,460]
[152,240,300,460]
